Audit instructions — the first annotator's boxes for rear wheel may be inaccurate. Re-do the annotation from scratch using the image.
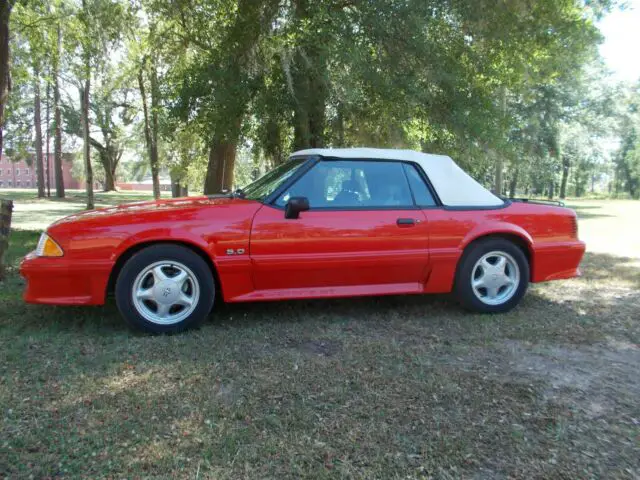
[115,244,214,333]
[455,238,529,313]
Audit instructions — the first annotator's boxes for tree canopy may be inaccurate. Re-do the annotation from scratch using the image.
[2,0,638,201]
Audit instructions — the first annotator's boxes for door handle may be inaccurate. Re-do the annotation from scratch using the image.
[396,218,416,226]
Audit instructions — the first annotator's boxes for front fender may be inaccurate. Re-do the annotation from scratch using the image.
[111,228,216,264]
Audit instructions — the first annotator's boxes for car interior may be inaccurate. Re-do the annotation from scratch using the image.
[278,160,415,208]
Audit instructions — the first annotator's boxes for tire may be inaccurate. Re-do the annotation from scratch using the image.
[454,237,529,313]
[115,244,215,333]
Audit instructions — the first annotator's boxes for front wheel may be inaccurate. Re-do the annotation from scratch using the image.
[454,238,529,313]
[115,244,215,333]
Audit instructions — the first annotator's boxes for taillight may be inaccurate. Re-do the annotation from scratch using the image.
[570,216,578,239]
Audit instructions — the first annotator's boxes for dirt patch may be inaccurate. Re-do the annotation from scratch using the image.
[293,339,342,357]
[447,339,640,420]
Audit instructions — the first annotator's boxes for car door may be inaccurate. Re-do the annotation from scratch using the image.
[249,159,431,293]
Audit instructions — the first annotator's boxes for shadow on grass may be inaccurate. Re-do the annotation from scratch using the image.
[3,247,638,348]
[565,204,615,220]
[583,251,640,288]
[1,245,639,477]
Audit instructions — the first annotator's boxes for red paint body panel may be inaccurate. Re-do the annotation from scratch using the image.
[20,196,585,306]
[21,197,262,304]
[248,205,430,293]
[21,252,112,305]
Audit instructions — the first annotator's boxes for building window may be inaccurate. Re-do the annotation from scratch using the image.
[8,180,12,187]
[0,181,3,187]
[16,181,20,187]
[25,168,30,175]
[6,169,10,175]
[26,180,31,187]
[0,169,2,175]
[16,168,20,176]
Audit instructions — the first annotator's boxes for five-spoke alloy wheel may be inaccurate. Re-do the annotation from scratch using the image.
[455,238,529,313]
[116,245,215,333]
[132,261,200,325]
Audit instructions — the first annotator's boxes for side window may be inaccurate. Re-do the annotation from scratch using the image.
[403,163,437,207]
[276,160,414,208]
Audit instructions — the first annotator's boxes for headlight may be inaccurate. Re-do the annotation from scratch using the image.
[36,233,64,257]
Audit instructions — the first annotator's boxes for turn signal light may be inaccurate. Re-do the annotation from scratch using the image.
[36,233,64,257]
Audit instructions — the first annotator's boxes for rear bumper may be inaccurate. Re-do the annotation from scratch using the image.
[20,252,112,305]
[531,240,586,283]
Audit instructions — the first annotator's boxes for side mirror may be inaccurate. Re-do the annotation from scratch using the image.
[285,196,310,219]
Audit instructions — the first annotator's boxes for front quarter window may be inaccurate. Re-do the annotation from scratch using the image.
[241,158,307,202]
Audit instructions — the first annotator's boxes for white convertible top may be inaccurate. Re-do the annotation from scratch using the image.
[291,148,503,207]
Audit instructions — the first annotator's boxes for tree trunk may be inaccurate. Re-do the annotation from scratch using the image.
[170,173,188,198]
[138,62,161,200]
[559,156,570,199]
[53,22,65,198]
[0,1,15,160]
[45,66,51,197]
[97,144,119,192]
[264,117,285,166]
[81,0,93,208]
[548,180,555,199]
[33,65,46,197]
[291,48,326,151]
[171,178,180,198]
[335,103,345,146]
[82,68,94,209]
[103,158,116,191]
[493,86,507,195]
[494,153,504,195]
[150,58,161,200]
[204,141,236,194]
[293,108,311,151]
[0,199,13,281]
[508,165,519,198]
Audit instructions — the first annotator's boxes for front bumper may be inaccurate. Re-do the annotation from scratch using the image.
[531,240,586,283]
[20,252,112,306]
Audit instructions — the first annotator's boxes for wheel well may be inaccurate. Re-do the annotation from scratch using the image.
[106,241,222,297]
[462,233,532,274]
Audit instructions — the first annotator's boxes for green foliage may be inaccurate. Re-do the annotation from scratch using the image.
[613,81,640,198]
[5,0,631,199]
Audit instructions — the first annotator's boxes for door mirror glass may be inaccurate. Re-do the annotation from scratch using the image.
[285,196,310,219]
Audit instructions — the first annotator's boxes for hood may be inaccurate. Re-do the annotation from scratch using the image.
[50,195,242,227]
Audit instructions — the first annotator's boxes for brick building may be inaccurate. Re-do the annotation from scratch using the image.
[0,154,81,190]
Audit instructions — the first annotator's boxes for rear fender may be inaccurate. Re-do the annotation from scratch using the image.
[460,222,534,252]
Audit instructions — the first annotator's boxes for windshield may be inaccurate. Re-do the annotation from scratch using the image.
[241,158,307,201]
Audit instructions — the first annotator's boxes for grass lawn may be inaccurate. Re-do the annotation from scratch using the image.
[1,192,639,478]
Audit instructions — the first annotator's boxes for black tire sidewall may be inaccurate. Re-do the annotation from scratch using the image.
[455,238,529,313]
[115,244,215,333]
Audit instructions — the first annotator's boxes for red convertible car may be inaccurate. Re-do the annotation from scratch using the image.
[21,148,585,333]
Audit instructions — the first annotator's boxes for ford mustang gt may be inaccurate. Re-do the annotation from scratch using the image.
[20,148,585,333]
